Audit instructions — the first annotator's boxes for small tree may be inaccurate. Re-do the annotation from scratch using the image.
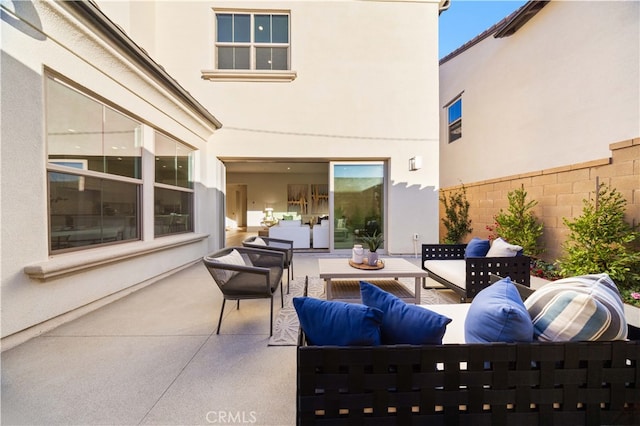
[441,184,472,244]
[493,185,544,257]
[558,183,640,301]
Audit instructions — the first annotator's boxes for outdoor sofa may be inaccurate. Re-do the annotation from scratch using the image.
[422,242,531,302]
[296,277,640,425]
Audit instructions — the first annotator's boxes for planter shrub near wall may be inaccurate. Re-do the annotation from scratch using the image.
[558,184,640,306]
[438,138,640,263]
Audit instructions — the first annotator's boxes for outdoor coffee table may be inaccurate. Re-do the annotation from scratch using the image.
[318,258,427,304]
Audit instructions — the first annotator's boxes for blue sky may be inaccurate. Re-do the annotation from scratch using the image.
[439,0,528,59]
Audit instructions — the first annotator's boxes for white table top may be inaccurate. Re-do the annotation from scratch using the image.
[318,257,428,279]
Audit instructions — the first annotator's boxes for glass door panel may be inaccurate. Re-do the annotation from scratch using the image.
[331,162,384,250]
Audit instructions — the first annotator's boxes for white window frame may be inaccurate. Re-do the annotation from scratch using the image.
[202,8,297,82]
[46,74,144,253]
[154,131,196,237]
[446,96,463,143]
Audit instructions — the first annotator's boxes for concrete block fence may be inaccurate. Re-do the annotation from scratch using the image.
[439,137,640,263]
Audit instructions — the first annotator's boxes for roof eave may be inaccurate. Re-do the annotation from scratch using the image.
[64,0,222,130]
[494,0,550,38]
[440,0,549,65]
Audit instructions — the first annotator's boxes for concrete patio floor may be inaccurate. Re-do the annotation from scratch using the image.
[3,253,427,425]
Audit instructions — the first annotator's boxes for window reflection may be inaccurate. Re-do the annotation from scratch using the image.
[49,173,139,250]
[46,76,142,253]
[154,132,194,236]
[333,163,384,250]
[46,78,142,178]
[154,187,193,236]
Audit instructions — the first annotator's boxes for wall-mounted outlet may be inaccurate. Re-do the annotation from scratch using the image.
[412,233,419,241]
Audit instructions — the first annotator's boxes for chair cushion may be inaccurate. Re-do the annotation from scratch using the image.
[465,237,490,258]
[486,237,523,257]
[464,277,534,343]
[360,281,451,344]
[524,273,627,341]
[293,297,383,346]
[252,237,266,246]
[208,249,246,284]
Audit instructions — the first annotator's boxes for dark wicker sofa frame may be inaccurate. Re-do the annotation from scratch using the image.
[422,244,531,302]
[297,333,640,425]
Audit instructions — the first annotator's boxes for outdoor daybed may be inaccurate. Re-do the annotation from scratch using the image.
[296,276,640,425]
[422,241,531,302]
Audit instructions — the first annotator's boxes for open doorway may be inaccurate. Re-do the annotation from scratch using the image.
[225,184,247,230]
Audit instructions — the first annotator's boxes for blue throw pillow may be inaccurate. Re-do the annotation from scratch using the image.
[293,297,383,346]
[464,277,534,343]
[464,237,491,258]
[359,281,452,345]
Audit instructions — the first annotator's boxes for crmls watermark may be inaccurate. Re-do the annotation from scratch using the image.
[205,411,257,424]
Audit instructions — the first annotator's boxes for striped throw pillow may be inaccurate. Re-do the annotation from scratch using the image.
[524,273,627,341]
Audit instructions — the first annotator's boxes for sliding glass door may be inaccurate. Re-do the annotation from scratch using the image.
[330,162,385,250]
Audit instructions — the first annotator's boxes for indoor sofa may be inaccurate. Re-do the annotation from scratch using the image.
[269,219,310,249]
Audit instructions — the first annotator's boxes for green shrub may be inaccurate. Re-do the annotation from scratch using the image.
[558,183,640,303]
[492,185,544,257]
[440,184,472,244]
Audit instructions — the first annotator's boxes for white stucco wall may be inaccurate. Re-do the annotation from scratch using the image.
[112,0,443,253]
[439,0,640,188]
[1,1,223,341]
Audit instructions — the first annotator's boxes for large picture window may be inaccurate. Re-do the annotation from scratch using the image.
[154,133,194,236]
[46,76,142,252]
[215,11,290,71]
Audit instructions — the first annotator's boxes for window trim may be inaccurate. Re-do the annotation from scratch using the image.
[205,8,296,82]
[47,163,143,185]
[154,132,196,237]
[445,95,463,144]
[46,74,144,254]
[25,233,209,281]
[201,69,297,82]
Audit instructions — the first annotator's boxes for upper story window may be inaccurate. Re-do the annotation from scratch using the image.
[46,75,142,252]
[216,12,289,70]
[154,133,195,236]
[448,98,462,143]
[202,10,296,82]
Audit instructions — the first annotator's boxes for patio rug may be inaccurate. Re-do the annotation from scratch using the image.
[268,276,459,346]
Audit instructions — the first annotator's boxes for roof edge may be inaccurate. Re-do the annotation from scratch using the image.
[494,0,549,38]
[64,1,222,130]
[440,0,549,65]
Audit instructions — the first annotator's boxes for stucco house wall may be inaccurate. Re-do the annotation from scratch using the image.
[438,0,639,259]
[98,0,444,254]
[1,1,224,346]
[439,0,639,188]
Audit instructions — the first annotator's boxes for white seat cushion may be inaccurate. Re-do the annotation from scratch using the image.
[419,304,470,344]
[424,259,467,289]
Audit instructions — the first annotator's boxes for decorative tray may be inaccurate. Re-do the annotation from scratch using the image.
[348,259,385,270]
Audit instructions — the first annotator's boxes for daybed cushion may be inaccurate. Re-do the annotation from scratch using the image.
[423,259,467,289]
[524,273,627,341]
[486,237,523,257]
[464,277,534,343]
[293,297,383,346]
[208,249,247,284]
[465,237,490,258]
[360,281,452,345]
